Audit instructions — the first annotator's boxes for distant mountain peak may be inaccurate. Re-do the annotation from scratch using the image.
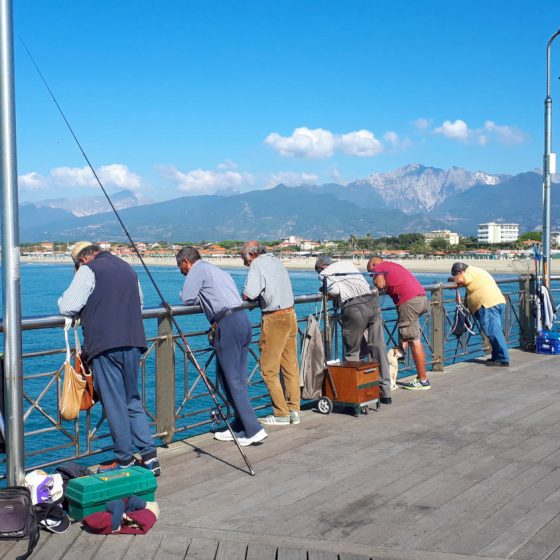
[351,164,507,214]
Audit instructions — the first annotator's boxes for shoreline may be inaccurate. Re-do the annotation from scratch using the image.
[19,254,558,275]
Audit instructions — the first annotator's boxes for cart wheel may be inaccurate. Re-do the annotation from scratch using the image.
[318,397,333,415]
[361,405,369,415]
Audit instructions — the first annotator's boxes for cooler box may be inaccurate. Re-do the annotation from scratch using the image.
[323,361,380,407]
[65,466,157,520]
[536,332,560,355]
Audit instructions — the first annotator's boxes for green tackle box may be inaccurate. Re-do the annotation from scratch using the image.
[65,466,157,521]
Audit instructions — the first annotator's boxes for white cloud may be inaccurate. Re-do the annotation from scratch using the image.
[163,166,255,195]
[383,130,411,151]
[483,120,525,145]
[434,119,470,141]
[265,127,335,158]
[434,118,526,146]
[268,171,319,188]
[265,126,385,158]
[338,129,383,157]
[217,159,238,170]
[50,163,143,191]
[412,118,432,130]
[18,172,48,191]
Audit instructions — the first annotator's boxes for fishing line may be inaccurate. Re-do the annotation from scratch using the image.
[21,39,256,476]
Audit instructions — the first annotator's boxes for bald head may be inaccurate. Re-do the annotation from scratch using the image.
[367,256,383,272]
[241,240,266,266]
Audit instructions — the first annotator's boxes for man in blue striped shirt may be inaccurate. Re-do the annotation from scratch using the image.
[177,247,266,446]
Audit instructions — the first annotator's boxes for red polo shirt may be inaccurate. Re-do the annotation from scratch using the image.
[371,261,425,306]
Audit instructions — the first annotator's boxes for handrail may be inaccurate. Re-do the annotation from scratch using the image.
[0,273,557,477]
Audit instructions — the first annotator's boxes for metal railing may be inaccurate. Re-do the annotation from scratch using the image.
[0,274,557,477]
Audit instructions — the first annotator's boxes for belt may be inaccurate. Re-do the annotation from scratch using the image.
[213,306,244,325]
[262,307,294,315]
[343,294,372,306]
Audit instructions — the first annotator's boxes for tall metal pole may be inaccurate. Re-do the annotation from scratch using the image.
[0,0,25,484]
[542,28,560,289]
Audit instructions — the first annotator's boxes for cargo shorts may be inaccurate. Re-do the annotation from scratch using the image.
[397,295,429,342]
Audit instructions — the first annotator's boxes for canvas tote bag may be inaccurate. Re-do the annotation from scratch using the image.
[60,318,86,421]
[73,324,96,411]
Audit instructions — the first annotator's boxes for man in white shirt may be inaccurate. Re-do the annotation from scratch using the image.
[315,257,391,404]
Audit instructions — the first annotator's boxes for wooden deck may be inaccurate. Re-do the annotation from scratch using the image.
[4,349,560,560]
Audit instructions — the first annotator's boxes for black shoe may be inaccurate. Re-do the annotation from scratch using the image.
[380,397,392,405]
[136,455,161,477]
[486,360,509,367]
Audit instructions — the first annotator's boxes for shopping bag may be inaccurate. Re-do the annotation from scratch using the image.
[72,327,96,411]
[60,319,86,421]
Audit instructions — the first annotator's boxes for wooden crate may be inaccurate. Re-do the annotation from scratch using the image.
[323,361,380,407]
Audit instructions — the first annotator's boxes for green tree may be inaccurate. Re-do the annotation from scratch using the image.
[518,231,541,242]
[430,238,450,251]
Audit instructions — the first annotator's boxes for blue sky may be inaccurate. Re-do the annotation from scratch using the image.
[12,0,560,202]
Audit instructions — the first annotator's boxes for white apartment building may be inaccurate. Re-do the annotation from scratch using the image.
[478,222,519,244]
[552,231,560,248]
[424,229,460,246]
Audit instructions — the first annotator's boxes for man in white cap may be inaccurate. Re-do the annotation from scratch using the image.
[58,242,159,475]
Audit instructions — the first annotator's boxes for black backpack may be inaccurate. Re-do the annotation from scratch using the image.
[0,486,39,559]
[451,289,475,340]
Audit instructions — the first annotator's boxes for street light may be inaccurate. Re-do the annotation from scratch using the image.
[542,28,560,288]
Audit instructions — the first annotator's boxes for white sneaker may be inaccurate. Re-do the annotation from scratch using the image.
[259,415,290,426]
[237,428,268,447]
[289,411,301,425]
[214,429,244,442]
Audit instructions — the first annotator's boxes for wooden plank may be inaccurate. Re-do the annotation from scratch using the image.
[153,533,191,559]
[512,513,560,560]
[245,542,277,560]
[215,540,247,560]
[92,534,134,560]
[276,546,307,560]
[185,537,219,560]
[122,534,164,559]
[32,528,82,560]
[61,530,105,560]
[307,549,340,560]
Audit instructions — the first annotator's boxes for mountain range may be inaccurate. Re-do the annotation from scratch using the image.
[19,164,559,242]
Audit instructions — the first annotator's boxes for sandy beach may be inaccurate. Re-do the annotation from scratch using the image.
[19,254,559,275]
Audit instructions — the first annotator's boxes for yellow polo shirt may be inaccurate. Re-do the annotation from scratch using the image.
[464,266,506,314]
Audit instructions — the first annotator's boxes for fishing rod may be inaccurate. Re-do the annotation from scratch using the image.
[21,40,256,476]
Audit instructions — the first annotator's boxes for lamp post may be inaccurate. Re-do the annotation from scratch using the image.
[542,28,560,288]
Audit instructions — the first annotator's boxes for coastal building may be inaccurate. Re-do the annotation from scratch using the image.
[477,222,519,244]
[423,229,460,246]
[552,231,560,248]
[279,236,320,251]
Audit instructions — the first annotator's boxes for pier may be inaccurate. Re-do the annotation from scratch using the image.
[2,348,560,559]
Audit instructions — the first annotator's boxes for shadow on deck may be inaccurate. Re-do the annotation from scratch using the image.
[3,349,560,560]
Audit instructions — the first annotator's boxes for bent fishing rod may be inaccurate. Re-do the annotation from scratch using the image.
[21,40,256,476]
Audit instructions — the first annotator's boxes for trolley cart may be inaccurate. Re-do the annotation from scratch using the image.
[318,360,381,416]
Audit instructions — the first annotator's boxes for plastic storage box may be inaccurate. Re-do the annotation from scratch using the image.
[65,466,157,520]
[536,332,560,355]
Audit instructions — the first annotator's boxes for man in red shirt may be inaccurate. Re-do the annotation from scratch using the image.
[367,256,430,390]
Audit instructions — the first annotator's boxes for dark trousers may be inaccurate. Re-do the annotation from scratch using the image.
[214,311,261,438]
[341,295,391,398]
[92,346,155,463]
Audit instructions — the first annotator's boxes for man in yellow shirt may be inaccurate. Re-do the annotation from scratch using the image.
[449,262,509,366]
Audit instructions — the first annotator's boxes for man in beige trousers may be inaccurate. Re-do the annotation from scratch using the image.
[241,241,301,426]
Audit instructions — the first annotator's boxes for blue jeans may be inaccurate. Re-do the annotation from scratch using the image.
[474,304,510,363]
[214,311,261,438]
[92,346,155,463]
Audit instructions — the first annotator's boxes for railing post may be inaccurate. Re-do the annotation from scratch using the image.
[519,274,536,350]
[156,315,175,444]
[430,283,445,372]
